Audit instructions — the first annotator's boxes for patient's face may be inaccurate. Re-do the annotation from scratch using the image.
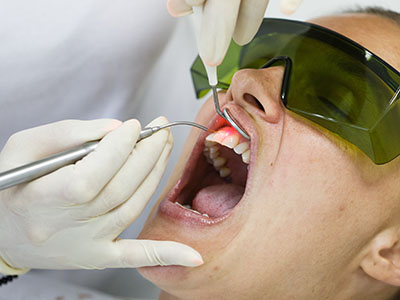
[139,14,400,299]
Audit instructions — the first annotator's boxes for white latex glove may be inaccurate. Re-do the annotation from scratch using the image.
[0,117,202,275]
[167,0,302,66]
[280,0,303,15]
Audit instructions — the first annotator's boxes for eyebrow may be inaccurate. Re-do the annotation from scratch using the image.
[315,45,366,78]
[317,95,351,121]
[338,61,366,77]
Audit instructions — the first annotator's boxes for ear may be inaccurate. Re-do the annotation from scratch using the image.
[360,227,400,286]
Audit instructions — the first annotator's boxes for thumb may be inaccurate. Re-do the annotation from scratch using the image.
[280,0,302,15]
[167,0,192,17]
[112,239,203,268]
[200,0,241,66]
[233,0,270,46]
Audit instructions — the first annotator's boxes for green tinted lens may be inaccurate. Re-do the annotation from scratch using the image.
[190,19,400,164]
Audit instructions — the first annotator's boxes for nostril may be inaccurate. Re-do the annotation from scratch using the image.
[244,94,265,112]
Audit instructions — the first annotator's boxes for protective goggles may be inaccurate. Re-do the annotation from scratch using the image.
[191,18,400,165]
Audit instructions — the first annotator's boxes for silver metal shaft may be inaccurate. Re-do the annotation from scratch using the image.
[0,121,209,191]
[211,86,250,140]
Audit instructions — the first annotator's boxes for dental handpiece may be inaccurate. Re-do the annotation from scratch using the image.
[0,121,210,191]
[192,6,250,141]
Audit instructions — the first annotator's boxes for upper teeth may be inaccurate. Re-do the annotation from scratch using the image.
[203,127,250,177]
[233,142,249,154]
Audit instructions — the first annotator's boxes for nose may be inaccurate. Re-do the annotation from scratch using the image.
[225,67,285,124]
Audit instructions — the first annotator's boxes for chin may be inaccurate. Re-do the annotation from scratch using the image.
[138,101,261,293]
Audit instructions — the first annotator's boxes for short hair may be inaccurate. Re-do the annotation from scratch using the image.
[346,6,400,26]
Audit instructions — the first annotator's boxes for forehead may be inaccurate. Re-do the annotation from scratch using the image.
[309,14,400,72]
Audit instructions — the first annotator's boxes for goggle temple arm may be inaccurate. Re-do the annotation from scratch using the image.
[260,56,293,106]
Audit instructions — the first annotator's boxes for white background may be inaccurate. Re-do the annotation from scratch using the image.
[266,0,399,20]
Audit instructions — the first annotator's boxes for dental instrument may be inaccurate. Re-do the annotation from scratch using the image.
[192,6,250,140]
[0,121,210,191]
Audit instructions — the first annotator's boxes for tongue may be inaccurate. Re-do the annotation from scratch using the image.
[192,184,244,218]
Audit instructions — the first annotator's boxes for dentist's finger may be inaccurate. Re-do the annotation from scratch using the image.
[97,122,172,237]
[280,0,302,15]
[167,0,201,17]
[37,120,141,205]
[76,117,172,219]
[108,132,172,237]
[200,0,241,66]
[109,240,203,268]
[233,0,269,45]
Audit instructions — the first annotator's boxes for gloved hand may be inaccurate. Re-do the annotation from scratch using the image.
[0,117,202,275]
[167,0,302,66]
[280,0,302,14]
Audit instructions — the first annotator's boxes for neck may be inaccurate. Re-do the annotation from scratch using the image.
[158,281,400,300]
[159,291,179,300]
[157,267,400,300]
[334,268,399,300]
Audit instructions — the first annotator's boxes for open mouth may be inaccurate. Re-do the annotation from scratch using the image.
[159,106,255,226]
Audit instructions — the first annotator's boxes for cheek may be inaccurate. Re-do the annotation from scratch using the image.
[240,117,372,263]
[273,119,361,218]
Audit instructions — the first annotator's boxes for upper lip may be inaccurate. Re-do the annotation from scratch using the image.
[158,102,259,225]
[222,102,257,140]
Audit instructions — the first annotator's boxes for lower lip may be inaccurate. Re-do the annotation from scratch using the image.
[158,185,232,226]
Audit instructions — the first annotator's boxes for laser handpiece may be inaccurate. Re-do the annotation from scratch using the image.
[192,6,250,141]
[0,121,210,191]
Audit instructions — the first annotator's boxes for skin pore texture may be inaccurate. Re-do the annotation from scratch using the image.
[138,14,400,300]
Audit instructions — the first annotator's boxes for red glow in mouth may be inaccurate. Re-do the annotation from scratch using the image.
[158,104,258,226]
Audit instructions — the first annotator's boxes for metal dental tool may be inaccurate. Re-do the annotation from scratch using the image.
[192,6,250,141]
[211,86,250,140]
[0,121,210,191]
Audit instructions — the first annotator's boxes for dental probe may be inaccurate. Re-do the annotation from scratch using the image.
[192,6,250,141]
[0,121,210,191]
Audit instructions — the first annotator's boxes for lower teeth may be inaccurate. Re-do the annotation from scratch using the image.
[175,202,205,216]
